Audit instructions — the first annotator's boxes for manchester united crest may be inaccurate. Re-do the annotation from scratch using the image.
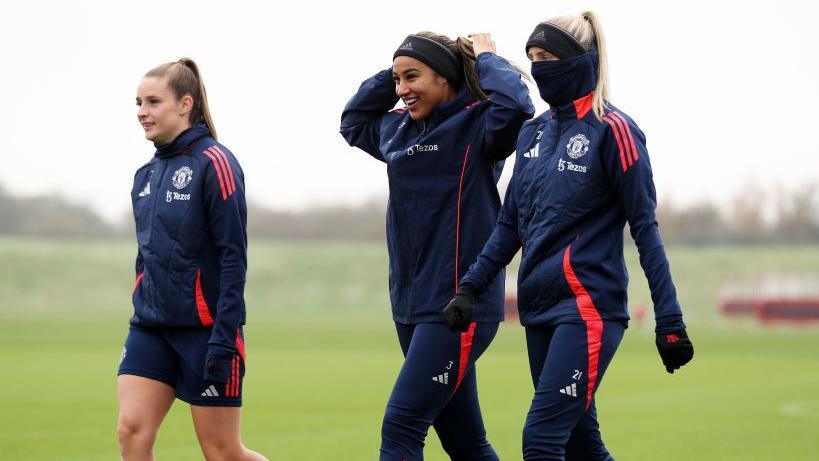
[172,166,193,190]
[566,134,590,159]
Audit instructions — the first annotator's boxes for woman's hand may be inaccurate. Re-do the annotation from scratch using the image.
[442,284,477,332]
[468,33,496,57]
[655,330,694,374]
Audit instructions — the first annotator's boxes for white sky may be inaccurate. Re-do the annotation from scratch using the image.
[1,0,817,221]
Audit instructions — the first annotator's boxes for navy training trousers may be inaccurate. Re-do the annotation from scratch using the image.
[380,321,500,461]
[522,320,626,460]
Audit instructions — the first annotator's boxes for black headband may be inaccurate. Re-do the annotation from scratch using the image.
[393,34,461,85]
[526,22,587,59]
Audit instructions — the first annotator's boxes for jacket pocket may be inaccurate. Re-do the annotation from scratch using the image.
[518,247,571,312]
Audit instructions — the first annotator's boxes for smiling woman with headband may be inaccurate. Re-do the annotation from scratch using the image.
[445,11,695,460]
[340,31,534,460]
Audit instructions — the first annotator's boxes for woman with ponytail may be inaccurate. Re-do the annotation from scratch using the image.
[445,12,695,460]
[341,32,534,460]
[117,58,267,461]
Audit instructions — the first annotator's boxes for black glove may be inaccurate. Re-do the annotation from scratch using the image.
[204,345,235,384]
[442,284,476,332]
[655,329,694,374]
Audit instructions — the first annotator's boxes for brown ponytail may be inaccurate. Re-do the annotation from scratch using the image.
[454,36,488,101]
[414,32,480,100]
[144,57,218,140]
[416,31,528,102]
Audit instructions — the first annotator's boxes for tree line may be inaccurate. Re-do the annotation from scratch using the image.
[1,182,817,244]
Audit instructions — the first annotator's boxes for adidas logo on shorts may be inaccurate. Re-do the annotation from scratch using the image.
[201,384,220,397]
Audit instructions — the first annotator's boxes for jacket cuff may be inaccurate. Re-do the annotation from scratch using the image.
[654,314,686,334]
[458,282,479,300]
[203,345,235,384]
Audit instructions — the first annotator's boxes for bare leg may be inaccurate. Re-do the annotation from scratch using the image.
[190,405,268,461]
[116,375,175,461]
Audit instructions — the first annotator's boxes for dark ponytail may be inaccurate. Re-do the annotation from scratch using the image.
[454,36,488,101]
[415,31,529,102]
[414,32,485,101]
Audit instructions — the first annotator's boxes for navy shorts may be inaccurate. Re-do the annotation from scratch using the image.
[118,325,245,407]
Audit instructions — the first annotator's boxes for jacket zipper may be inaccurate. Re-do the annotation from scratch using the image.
[550,115,562,158]
[148,160,168,255]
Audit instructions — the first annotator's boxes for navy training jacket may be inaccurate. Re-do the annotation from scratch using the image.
[130,124,247,352]
[461,93,686,332]
[340,52,535,324]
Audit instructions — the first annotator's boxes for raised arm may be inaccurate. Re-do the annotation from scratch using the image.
[470,34,534,161]
[339,68,402,162]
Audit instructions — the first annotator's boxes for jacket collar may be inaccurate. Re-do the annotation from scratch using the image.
[154,124,211,159]
[551,91,595,121]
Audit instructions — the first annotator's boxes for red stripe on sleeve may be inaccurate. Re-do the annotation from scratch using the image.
[195,269,214,327]
[611,112,639,162]
[201,150,228,200]
[454,322,476,393]
[208,147,232,194]
[454,144,471,292]
[608,113,635,167]
[602,116,628,172]
[210,146,237,195]
[562,245,603,411]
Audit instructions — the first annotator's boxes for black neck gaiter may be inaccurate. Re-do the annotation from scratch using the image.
[531,52,598,107]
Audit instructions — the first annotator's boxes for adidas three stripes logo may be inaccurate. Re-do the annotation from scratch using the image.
[559,383,577,397]
[200,145,237,201]
[201,384,220,398]
[432,373,449,384]
[602,111,640,172]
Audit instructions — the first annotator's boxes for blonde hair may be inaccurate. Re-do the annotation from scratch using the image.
[548,11,609,120]
[145,58,217,139]
[416,31,529,102]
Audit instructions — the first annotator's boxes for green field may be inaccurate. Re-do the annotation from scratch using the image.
[1,238,818,460]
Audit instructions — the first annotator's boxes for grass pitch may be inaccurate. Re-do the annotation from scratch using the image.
[0,238,817,460]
